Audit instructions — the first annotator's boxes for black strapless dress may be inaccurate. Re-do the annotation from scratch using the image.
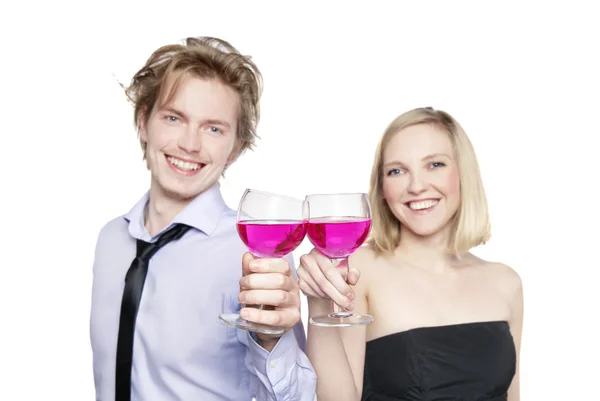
[362,321,516,401]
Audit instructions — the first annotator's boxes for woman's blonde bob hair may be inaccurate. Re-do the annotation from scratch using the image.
[368,107,491,256]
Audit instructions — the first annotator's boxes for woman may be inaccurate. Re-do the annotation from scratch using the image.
[297,107,523,400]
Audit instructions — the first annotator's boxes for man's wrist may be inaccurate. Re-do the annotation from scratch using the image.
[256,332,283,352]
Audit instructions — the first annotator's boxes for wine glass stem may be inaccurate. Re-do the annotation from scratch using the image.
[330,257,352,318]
[245,255,268,314]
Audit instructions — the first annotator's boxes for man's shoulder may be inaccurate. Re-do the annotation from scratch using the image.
[95,215,129,244]
[92,216,131,270]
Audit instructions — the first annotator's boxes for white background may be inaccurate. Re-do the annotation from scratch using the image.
[1,1,599,400]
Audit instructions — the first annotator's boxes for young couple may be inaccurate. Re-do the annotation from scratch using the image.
[90,36,523,401]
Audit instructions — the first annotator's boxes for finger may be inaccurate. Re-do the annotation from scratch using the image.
[248,257,291,275]
[241,252,255,277]
[346,267,361,286]
[311,252,355,300]
[300,253,354,309]
[240,307,300,329]
[297,266,328,298]
[298,280,321,299]
[239,289,300,308]
[298,266,327,298]
[297,267,321,298]
[240,273,296,292]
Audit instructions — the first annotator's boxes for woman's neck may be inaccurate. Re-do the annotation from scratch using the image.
[394,227,462,272]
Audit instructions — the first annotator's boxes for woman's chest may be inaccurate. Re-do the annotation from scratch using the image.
[366,268,510,336]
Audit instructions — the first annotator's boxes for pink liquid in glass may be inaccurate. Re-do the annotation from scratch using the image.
[307,217,371,259]
[237,220,307,258]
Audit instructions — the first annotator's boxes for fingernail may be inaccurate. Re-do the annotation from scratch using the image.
[239,292,246,302]
[249,261,259,271]
[347,292,355,300]
[240,308,249,319]
[347,302,355,310]
[240,277,247,287]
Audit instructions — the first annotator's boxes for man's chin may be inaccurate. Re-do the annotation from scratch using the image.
[151,179,212,202]
[165,185,210,201]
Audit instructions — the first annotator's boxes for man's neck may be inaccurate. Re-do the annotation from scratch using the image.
[145,188,192,237]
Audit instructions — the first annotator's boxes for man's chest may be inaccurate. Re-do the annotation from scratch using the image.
[91,233,247,364]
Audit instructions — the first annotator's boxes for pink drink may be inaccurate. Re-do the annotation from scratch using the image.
[307,217,371,259]
[237,220,307,258]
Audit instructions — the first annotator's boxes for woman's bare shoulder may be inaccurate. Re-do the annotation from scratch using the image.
[469,254,523,295]
[350,244,391,266]
[348,244,393,285]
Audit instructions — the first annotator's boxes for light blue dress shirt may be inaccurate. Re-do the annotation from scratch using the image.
[90,184,316,400]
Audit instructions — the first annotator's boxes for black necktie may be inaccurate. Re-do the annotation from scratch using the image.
[115,223,191,401]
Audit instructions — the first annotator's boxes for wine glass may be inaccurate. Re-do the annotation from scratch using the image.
[305,193,374,327]
[219,189,308,334]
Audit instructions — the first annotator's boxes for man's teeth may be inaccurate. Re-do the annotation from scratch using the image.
[409,200,439,210]
[167,156,202,171]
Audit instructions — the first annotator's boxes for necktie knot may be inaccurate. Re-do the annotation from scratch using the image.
[136,223,191,261]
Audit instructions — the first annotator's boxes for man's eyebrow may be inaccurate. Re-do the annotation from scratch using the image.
[204,119,232,129]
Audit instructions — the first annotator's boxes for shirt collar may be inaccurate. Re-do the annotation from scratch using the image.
[124,183,227,241]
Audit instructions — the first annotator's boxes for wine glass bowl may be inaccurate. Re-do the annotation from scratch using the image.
[237,219,307,258]
[306,216,371,259]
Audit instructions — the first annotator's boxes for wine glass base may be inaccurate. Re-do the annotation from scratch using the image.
[309,312,374,327]
[219,313,285,335]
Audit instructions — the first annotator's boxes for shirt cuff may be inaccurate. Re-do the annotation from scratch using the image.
[246,329,300,387]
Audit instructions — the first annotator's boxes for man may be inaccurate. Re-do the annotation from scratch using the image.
[90,37,316,401]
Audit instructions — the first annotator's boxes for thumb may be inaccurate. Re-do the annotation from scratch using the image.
[347,267,361,286]
[242,252,255,277]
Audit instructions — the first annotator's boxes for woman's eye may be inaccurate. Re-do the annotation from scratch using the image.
[387,168,403,176]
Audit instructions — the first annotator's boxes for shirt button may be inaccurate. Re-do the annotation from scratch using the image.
[270,360,278,368]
